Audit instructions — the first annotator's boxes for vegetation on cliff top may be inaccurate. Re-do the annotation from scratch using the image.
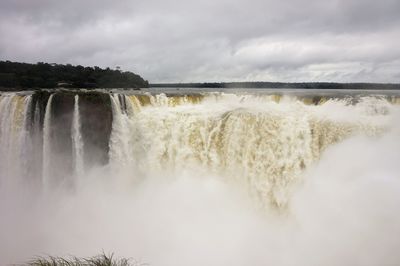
[0,60,149,90]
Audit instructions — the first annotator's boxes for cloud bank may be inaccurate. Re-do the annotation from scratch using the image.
[1,0,399,82]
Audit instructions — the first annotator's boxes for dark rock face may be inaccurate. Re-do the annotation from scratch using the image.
[50,92,75,184]
[78,92,112,168]
[26,91,52,183]
[30,90,52,128]
[28,90,113,179]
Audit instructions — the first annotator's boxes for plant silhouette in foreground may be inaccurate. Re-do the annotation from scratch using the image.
[24,253,147,266]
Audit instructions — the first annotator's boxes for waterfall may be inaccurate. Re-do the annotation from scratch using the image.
[0,90,394,206]
[108,92,388,207]
[108,94,135,166]
[0,94,33,186]
[42,94,54,190]
[0,95,17,185]
[72,95,84,177]
[1,90,400,266]
[19,95,33,177]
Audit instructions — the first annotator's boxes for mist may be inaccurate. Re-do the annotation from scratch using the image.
[2,132,400,265]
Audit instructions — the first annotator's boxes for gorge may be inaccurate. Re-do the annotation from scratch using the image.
[1,89,400,265]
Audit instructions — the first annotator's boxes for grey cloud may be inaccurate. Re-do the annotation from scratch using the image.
[0,0,399,82]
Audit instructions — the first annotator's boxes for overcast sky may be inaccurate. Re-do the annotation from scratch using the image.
[1,0,399,83]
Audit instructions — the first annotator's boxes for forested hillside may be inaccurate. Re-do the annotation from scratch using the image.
[0,61,149,89]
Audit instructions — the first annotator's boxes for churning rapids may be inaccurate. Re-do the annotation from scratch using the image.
[1,89,400,265]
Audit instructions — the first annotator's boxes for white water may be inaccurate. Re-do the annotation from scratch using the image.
[0,91,400,265]
[108,93,387,207]
[42,94,54,190]
[72,95,84,177]
[0,94,32,187]
[109,94,135,166]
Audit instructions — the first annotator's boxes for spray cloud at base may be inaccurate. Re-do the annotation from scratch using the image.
[0,90,400,265]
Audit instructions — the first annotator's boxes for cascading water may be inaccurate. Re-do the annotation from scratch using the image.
[109,94,136,166]
[0,94,33,187]
[0,89,399,265]
[42,93,54,190]
[108,92,387,207]
[72,95,84,177]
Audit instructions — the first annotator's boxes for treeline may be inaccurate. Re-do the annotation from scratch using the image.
[0,60,149,90]
[151,82,400,90]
